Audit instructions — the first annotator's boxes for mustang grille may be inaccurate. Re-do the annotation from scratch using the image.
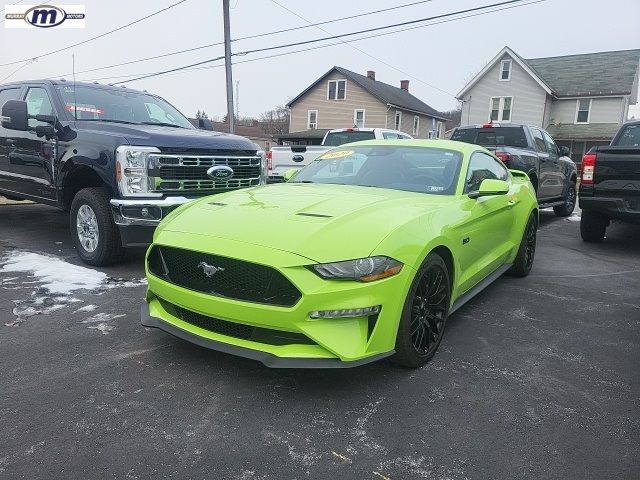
[148,245,301,307]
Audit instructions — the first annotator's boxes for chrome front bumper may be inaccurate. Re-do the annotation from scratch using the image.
[110,196,193,226]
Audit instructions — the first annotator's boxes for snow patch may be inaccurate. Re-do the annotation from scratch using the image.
[87,322,114,335]
[74,304,98,313]
[81,313,125,324]
[567,214,581,222]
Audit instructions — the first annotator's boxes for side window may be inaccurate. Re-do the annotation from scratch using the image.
[542,131,559,156]
[25,87,54,127]
[531,128,547,153]
[465,152,509,193]
[0,88,21,129]
[382,132,398,139]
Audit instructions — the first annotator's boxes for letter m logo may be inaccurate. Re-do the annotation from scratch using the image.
[30,9,58,25]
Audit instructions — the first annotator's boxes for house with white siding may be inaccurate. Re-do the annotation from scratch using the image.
[286,67,447,142]
[456,47,640,162]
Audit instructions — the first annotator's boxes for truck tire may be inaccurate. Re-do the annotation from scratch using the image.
[580,210,608,243]
[553,182,576,217]
[70,187,125,266]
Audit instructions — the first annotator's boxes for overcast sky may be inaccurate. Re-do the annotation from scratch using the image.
[1,0,639,120]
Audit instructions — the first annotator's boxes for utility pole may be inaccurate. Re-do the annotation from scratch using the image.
[235,80,239,122]
[223,0,235,134]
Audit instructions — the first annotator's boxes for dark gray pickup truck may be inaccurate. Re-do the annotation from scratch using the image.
[579,121,640,242]
[451,123,577,216]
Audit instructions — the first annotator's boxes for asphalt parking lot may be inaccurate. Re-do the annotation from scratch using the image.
[0,203,638,480]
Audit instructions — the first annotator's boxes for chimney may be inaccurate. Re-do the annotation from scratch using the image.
[367,70,376,80]
[400,80,409,91]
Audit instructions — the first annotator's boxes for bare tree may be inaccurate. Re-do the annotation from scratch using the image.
[259,105,290,136]
[442,104,462,131]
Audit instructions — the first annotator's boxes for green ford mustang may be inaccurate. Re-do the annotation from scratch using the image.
[142,140,538,368]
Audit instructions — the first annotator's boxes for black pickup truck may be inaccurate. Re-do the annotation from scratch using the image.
[0,80,265,265]
[579,121,640,241]
[451,123,577,216]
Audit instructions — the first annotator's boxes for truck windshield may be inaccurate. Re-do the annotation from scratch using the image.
[56,85,194,129]
[324,131,376,146]
[617,124,640,147]
[451,127,528,148]
[291,146,462,195]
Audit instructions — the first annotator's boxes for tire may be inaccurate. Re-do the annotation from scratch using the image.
[70,187,125,266]
[553,182,576,217]
[507,213,537,277]
[393,253,450,368]
[580,210,607,243]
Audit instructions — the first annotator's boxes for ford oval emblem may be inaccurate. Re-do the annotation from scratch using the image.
[292,155,304,163]
[24,5,67,28]
[207,165,234,181]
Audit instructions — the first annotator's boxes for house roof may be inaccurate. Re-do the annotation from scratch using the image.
[287,66,447,120]
[545,123,620,141]
[456,47,640,99]
[526,49,640,97]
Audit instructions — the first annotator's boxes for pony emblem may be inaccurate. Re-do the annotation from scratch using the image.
[198,262,225,277]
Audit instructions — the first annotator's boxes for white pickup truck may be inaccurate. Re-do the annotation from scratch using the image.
[267,127,412,181]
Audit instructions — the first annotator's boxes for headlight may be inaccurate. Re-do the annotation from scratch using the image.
[312,256,403,282]
[115,146,162,197]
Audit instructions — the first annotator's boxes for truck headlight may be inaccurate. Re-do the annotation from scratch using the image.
[312,256,403,282]
[115,146,162,197]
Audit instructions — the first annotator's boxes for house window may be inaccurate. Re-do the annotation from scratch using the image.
[575,99,591,124]
[489,96,512,122]
[307,110,317,129]
[327,80,346,100]
[395,110,402,130]
[412,116,420,136]
[499,60,512,81]
[354,109,365,128]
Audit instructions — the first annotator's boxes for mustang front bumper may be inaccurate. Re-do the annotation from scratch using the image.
[142,232,415,368]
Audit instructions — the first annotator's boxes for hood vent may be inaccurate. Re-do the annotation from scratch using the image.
[209,202,227,206]
[296,212,333,218]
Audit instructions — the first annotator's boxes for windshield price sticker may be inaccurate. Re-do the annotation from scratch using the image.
[320,150,354,160]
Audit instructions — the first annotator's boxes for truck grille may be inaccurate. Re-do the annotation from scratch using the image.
[148,245,302,307]
[148,153,262,193]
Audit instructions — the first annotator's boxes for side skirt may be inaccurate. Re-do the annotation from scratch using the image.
[449,263,513,315]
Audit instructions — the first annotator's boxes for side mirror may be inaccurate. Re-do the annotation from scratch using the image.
[560,146,570,157]
[468,178,510,199]
[198,118,214,131]
[1,100,28,131]
[283,168,299,182]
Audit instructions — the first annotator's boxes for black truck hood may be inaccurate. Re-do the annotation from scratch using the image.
[74,121,259,152]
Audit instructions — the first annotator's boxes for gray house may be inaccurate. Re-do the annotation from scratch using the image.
[287,66,447,141]
[456,47,640,162]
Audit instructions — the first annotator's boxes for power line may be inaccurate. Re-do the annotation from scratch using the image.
[269,0,455,97]
[0,60,33,83]
[47,0,439,79]
[0,0,25,17]
[87,0,547,89]
[0,0,189,67]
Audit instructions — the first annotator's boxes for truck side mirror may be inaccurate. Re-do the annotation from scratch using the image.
[198,118,214,131]
[1,100,28,131]
[560,146,570,157]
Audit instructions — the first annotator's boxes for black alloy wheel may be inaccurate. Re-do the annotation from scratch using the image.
[410,265,448,355]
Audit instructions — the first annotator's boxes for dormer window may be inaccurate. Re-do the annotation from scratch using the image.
[499,59,512,81]
[327,80,346,100]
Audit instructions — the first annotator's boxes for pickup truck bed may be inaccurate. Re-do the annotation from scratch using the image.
[579,121,640,241]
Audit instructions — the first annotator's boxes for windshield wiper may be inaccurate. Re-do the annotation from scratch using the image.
[139,121,187,129]
[80,119,140,125]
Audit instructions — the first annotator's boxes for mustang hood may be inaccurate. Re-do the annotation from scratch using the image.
[158,183,446,263]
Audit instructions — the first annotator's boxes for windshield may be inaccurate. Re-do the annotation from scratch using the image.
[451,127,528,148]
[291,146,463,195]
[56,85,194,129]
[617,124,640,146]
[323,130,376,146]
